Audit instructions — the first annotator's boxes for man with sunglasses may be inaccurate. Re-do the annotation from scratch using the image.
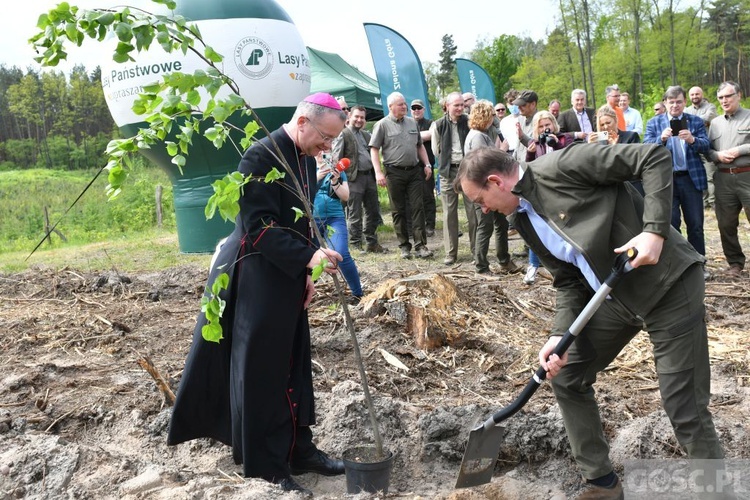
[706,81,750,278]
[410,99,437,237]
[336,96,350,125]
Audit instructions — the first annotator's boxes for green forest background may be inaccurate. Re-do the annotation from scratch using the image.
[0,0,748,263]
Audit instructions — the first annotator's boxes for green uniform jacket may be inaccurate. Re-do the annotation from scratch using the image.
[333,125,372,182]
[510,143,703,335]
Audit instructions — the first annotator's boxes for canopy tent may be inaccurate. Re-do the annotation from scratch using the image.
[308,47,383,121]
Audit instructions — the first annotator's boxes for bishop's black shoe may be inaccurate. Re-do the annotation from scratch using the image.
[290,449,345,476]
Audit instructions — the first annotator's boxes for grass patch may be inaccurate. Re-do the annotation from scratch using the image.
[1,229,210,274]
[0,162,175,253]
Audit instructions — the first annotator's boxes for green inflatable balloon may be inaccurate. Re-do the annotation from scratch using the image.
[101,0,311,252]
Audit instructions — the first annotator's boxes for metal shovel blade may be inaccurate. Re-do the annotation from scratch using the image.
[454,421,506,488]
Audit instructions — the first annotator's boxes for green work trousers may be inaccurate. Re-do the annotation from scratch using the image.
[551,263,723,480]
[714,170,750,269]
[440,164,476,260]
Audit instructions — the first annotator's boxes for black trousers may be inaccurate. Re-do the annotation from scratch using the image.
[385,165,427,250]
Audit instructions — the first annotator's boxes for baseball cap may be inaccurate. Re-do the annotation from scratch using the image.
[410,99,425,109]
[513,90,538,106]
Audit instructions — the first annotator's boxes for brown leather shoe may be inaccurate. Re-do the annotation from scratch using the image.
[365,243,389,253]
[727,264,742,278]
[499,259,521,274]
[575,478,623,499]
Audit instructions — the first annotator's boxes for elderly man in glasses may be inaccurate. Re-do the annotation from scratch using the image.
[706,81,750,279]
[168,93,347,495]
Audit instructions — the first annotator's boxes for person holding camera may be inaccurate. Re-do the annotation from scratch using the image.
[314,151,364,303]
[589,105,643,198]
[644,85,710,272]
[587,104,640,146]
[525,110,576,162]
[522,110,575,284]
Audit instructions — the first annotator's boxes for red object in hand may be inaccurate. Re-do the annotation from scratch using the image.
[335,158,351,172]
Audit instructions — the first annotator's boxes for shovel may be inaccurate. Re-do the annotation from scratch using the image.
[455,248,638,489]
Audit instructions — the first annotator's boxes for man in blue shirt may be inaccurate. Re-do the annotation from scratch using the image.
[619,92,643,137]
[456,144,723,500]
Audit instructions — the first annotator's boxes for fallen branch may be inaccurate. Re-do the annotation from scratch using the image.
[137,355,176,405]
[705,293,750,299]
[503,293,537,321]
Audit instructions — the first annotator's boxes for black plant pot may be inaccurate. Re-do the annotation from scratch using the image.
[342,445,396,494]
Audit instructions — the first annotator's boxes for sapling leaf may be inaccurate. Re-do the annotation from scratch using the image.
[311,259,328,282]
[292,207,304,222]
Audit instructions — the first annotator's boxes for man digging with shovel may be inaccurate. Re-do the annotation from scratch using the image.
[455,144,724,499]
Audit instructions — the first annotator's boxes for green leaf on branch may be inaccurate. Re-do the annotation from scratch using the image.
[171,154,186,172]
[204,45,223,63]
[211,104,231,123]
[200,272,230,343]
[186,89,201,106]
[292,206,305,222]
[311,259,329,282]
[241,121,260,150]
[264,168,284,183]
[106,163,128,199]
[205,172,250,222]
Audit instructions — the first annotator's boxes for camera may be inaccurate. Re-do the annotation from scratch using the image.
[321,152,333,168]
[538,128,556,146]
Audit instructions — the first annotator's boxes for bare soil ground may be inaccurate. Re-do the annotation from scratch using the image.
[1,209,749,499]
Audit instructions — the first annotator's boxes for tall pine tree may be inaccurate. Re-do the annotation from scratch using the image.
[437,34,457,97]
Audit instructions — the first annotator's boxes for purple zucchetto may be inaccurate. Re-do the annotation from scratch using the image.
[303,92,342,110]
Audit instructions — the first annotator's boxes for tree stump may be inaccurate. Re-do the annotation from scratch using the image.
[361,272,468,349]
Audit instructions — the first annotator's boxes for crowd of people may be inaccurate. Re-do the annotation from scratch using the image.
[330,83,748,287]
[166,81,748,497]
[332,83,745,499]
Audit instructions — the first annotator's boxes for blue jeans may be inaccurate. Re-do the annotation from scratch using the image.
[671,172,705,255]
[529,249,541,268]
[316,217,363,297]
